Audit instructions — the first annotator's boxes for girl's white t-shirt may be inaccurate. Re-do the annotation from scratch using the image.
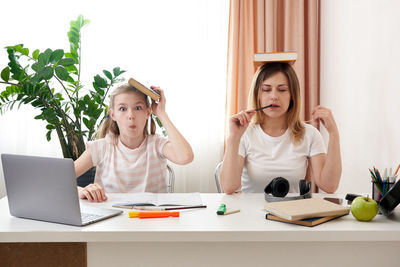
[238,124,327,193]
[87,133,168,193]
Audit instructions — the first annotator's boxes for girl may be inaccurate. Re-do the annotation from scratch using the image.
[74,83,194,202]
[220,62,341,194]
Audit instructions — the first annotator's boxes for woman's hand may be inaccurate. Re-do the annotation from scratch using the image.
[150,86,166,117]
[311,106,338,134]
[78,183,107,202]
[228,110,256,139]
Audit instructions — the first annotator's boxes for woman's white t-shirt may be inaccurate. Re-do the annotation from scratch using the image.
[238,124,327,193]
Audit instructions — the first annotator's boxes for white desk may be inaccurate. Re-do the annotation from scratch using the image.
[1,193,400,266]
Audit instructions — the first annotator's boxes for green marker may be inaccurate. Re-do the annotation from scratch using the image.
[217,204,226,215]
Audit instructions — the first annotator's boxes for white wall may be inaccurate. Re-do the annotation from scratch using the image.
[321,0,400,194]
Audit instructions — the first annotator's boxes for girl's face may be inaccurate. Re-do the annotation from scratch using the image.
[258,72,291,119]
[110,91,151,138]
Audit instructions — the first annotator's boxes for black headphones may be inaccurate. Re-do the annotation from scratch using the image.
[264,177,312,202]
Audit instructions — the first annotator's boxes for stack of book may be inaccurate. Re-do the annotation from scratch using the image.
[264,198,350,227]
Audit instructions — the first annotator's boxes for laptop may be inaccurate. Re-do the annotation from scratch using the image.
[1,153,122,226]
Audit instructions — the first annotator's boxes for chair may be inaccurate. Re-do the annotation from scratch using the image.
[167,165,175,193]
[214,162,223,193]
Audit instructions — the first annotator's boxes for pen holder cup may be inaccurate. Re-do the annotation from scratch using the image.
[372,181,395,203]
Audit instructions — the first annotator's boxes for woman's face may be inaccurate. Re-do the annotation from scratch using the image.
[110,91,151,138]
[258,72,291,119]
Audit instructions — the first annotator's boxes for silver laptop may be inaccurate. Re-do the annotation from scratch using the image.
[1,154,122,226]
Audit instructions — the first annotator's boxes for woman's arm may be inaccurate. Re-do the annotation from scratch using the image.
[220,110,255,194]
[151,87,194,165]
[309,106,342,193]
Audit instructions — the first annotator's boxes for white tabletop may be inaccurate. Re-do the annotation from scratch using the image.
[1,193,399,243]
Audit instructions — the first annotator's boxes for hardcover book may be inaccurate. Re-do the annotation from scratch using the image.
[265,213,347,227]
[128,77,160,101]
[264,197,350,221]
[254,52,297,66]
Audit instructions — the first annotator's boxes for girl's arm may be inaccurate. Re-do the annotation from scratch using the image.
[309,106,342,193]
[151,87,194,165]
[74,148,107,202]
[220,110,255,194]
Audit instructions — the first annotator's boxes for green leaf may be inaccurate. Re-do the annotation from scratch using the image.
[50,49,64,63]
[113,67,120,76]
[21,48,29,56]
[58,58,76,66]
[83,117,90,129]
[32,49,40,60]
[103,70,112,80]
[40,49,53,65]
[46,124,55,130]
[55,66,69,81]
[1,67,10,82]
[38,66,54,80]
[46,130,52,141]
[14,44,23,53]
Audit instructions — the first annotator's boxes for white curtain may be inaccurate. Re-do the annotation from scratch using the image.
[0,0,229,197]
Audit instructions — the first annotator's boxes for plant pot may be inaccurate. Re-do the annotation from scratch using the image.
[76,167,96,187]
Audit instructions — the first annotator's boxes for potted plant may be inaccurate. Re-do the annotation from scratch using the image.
[0,15,125,185]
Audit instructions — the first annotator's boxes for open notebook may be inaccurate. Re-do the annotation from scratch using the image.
[112,192,203,208]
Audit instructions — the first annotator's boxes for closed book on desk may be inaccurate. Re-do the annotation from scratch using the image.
[128,77,160,101]
[265,213,347,227]
[264,198,350,221]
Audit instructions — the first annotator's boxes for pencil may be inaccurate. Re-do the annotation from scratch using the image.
[224,209,240,215]
[255,104,272,111]
[394,164,400,176]
[133,205,207,211]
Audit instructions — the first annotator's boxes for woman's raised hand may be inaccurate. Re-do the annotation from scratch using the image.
[311,106,339,134]
[228,109,256,139]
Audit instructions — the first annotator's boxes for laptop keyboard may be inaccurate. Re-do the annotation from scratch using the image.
[81,213,104,223]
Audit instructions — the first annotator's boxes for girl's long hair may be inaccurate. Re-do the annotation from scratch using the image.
[94,83,156,140]
[248,62,305,144]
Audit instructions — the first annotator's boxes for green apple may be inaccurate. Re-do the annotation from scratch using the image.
[351,196,379,221]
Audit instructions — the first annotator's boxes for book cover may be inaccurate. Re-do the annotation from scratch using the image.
[265,213,347,227]
[254,52,297,66]
[264,198,350,221]
[128,77,160,101]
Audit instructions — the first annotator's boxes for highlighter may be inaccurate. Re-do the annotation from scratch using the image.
[217,204,226,215]
[138,211,180,218]
[129,211,179,218]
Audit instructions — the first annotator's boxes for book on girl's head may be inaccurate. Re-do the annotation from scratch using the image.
[265,213,347,227]
[254,52,297,66]
[128,77,160,101]
[264,198,350,221]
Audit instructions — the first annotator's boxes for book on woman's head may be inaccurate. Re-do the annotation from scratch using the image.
[254,52,297,66]
[128,77,160,101]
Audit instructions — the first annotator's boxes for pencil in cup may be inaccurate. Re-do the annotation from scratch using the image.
[372,180,394,202]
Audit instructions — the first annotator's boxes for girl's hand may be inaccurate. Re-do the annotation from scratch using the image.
[150,86,166,117]
[78,183,107,202]
[311,106,338,134]
[228,109,256,139]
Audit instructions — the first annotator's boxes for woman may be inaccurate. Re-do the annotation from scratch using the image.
[220,63,341,194]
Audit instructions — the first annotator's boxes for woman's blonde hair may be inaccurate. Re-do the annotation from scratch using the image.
[94,83,156,139]
[248,62,304,144]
